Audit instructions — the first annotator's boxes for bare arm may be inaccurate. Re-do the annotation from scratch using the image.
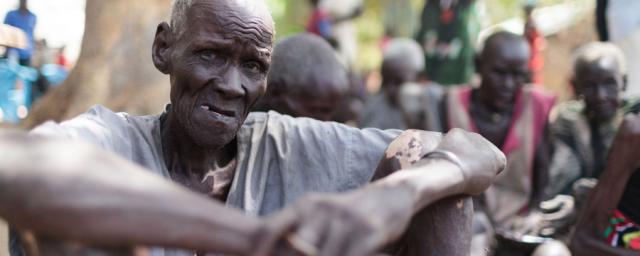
[569,114,640,256]
[0,131,262,255]
[266,129,506,256]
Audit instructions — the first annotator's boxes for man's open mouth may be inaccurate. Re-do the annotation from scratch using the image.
[199,104,235,117]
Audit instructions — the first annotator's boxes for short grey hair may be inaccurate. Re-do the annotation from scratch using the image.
[383,38,425,72]
[573,42,627,75]
[170,0,273,38]
[170,0,195,36]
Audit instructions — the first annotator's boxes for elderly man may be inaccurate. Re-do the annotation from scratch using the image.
[0,1,506,255]
[443,31,555,254]
[548,42,635,196]
[254,33,348,121]
[359,38,443,131]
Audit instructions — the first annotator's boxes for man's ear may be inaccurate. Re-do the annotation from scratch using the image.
[152,22,173,74]
[474,53,482,73]
[570,76,585,100]
[622,74,628,92]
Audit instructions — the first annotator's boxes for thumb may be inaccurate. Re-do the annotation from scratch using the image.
[252,209,299,256]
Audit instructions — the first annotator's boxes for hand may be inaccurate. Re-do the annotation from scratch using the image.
[254,191,410,256]
[433,128,506,195]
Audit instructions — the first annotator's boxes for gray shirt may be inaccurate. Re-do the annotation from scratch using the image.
[359,85,444,132]
[31,105,403,255]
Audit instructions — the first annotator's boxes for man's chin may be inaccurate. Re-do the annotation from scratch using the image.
[190,131,237,150]
[186,121,240,150]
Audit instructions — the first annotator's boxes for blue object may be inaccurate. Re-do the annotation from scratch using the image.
[41,64,68,87]
[0,60,37,123]
[4,9,37,59]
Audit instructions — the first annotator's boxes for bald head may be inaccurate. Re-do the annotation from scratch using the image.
[268,33,347,96]
[477,31,531,112]
[380,38,424,105]
[259,33,348,121]
[480,31,530,60]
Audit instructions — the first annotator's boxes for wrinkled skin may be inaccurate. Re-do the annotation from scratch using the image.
[569,114,640,256]
[260,129,505,256]
[1,1,507,255]
[472,36,531,146]
[152,0,274,194]
[572,57,626,124]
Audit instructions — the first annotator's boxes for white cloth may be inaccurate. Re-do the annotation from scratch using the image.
[31,105,407,255]
[607,0,640,97]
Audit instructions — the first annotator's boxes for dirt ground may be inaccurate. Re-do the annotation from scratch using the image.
[541,14,598,103]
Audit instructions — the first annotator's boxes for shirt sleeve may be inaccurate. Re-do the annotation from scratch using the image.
[29,105,134,153]
[4,12,12,25]
[270,112,402,191]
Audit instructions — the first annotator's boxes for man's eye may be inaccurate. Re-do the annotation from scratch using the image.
[198,50,217,61]
[242,61,262,73]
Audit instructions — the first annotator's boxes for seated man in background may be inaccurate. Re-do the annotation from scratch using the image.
[359,38,443,131]
[0,0,507,255]
[253,33,348,121]
[442,31,556,255]
[548,42,635,196]
[570,113,640,255]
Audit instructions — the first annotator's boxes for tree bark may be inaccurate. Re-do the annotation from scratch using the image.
[23,0,171,129]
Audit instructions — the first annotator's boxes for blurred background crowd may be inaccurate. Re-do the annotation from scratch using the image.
[1,0,640,255]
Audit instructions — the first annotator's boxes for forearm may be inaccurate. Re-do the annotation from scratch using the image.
[361,159,464,217]
[0,135,260,254]
[368,159,464,213]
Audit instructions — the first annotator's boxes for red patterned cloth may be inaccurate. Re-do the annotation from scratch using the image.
[604,209,640,250]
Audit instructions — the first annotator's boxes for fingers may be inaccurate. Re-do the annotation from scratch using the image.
[319,218,383,256]
[318,219,350,256]
[253,210,300,256]
[290,212,327,255]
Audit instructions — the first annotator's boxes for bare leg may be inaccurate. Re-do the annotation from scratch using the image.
[371,131,473,256]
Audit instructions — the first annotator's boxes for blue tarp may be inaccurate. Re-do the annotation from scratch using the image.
[0,60,38,123]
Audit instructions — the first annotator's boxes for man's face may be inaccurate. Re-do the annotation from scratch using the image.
[165,1,273,149]
[382,58,418,105]
[478,39,531,112]
[573,59,624,123]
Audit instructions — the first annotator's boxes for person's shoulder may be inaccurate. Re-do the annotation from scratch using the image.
[622,97,640,114]
[245,110,336,131]
[244,110,400,141]
[4,10,18,19]
[553,100,585,122]
[550,100,585,134]
[31,105,158,139]
[525,86,556,102]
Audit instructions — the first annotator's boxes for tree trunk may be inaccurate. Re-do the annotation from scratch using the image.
[23,0,171,129]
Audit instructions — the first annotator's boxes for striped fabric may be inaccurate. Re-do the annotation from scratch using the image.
[604,209,640,250]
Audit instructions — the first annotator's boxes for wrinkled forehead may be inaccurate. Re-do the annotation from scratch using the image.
[184,0,275,49]
[575,57,624,78]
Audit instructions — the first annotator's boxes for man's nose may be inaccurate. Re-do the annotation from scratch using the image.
[216,66,245,99]
[504,74,516,90]
[595,85,608,99]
